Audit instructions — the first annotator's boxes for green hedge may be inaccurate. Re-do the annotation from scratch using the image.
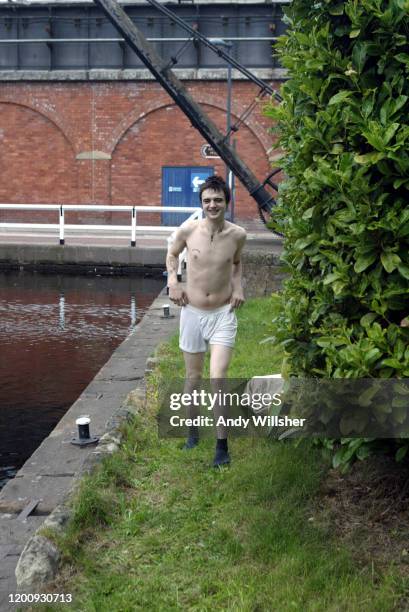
[265,0,409,462]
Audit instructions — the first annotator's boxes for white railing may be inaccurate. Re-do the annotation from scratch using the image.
[0,203,203,248]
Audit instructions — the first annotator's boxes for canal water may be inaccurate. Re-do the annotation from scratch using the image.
[0,269,164,489]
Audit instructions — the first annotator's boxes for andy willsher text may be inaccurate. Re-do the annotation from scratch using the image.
[168,391,306,430]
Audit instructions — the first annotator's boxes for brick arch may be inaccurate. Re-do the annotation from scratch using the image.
[107,93,171,155]
[0,99,76,153]
[108,95,273,158]
[0,102,78,207]
[194,93,273,152]
[110,101,272,221]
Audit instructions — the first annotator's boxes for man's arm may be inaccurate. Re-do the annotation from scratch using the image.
[166,226,189,307]
[230,230,247,310]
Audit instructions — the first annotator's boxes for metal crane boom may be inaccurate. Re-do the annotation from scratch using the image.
[93,0,278,214]
[145,0,282,102]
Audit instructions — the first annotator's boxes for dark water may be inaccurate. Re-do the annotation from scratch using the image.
[0,270,164,489]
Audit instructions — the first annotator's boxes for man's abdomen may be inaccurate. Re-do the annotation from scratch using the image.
[186,277,232,310]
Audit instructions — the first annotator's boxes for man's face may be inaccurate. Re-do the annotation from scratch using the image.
[201,188,227,221]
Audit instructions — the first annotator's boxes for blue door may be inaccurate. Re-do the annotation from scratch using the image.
[162,166,214,226]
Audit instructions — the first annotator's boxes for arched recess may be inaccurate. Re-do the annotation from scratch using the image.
[108,93,273,157]
[0,102,78,219]
[194,92,274,152]
[0,99,77,153]
[110,101,272,221]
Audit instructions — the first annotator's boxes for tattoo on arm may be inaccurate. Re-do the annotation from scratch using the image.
[166,252,178,273]
[166,252,179,285]
[166,225,189,285]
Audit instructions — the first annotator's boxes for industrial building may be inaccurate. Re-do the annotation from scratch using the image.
[0,0,288,228]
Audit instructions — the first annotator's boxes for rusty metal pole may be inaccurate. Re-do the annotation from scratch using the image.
[93,0,277,215]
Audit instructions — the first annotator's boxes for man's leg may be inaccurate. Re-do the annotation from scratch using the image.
[209,344,234,465]
[182,350,205,448]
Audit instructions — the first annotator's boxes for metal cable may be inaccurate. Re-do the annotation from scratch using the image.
[144,0,282,102]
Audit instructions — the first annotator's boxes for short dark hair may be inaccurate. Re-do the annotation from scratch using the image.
[199,175,231,206]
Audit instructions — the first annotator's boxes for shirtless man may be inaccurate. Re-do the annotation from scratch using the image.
[166,175,247,467]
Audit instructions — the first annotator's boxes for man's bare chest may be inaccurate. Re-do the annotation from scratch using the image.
[186,234,236,267]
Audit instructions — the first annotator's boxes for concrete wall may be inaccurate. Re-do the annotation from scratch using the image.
[242,250,285,297]
[0,242,285,295]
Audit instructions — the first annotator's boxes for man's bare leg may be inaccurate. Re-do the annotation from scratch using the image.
[210,344,234,466]
[182,350,205,448]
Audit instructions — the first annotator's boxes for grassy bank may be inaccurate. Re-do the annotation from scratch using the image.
[32,297,404,611]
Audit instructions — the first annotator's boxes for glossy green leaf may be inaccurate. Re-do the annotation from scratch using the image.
[328,90,353,105]
[398,264,409,280]
[360,313,377,327]
[354,253,377,273]
[396,445,408,462]
[380,252,401,273]
[329,4,344,15]
[354,151,384,164]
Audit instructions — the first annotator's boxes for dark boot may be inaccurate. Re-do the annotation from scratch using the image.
[182,426,199,450]
[213,438,230,467]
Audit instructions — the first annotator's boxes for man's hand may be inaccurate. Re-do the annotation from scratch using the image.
[169,284,189,307]
[229,290,245,311]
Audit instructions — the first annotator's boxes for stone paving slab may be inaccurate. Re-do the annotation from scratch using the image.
[0,556,19,612]
[0,476,76,515]
[0,289,180,611]
[92,358,146,382]
[0,516,47,612]
[73,378,142,401]
[11,436,83,479]
[0,517,49,544]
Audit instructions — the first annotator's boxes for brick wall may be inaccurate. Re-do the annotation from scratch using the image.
[0,80,282,226]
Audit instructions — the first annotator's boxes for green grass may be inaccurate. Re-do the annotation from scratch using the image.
[30,297,406,612]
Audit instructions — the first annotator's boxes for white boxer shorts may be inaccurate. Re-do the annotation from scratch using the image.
[179,303,237,353]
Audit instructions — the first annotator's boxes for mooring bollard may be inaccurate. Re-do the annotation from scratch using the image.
[161,303,175,319]
[71,416,99,447]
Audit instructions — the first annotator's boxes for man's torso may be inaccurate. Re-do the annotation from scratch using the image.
[184,220,244,310]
